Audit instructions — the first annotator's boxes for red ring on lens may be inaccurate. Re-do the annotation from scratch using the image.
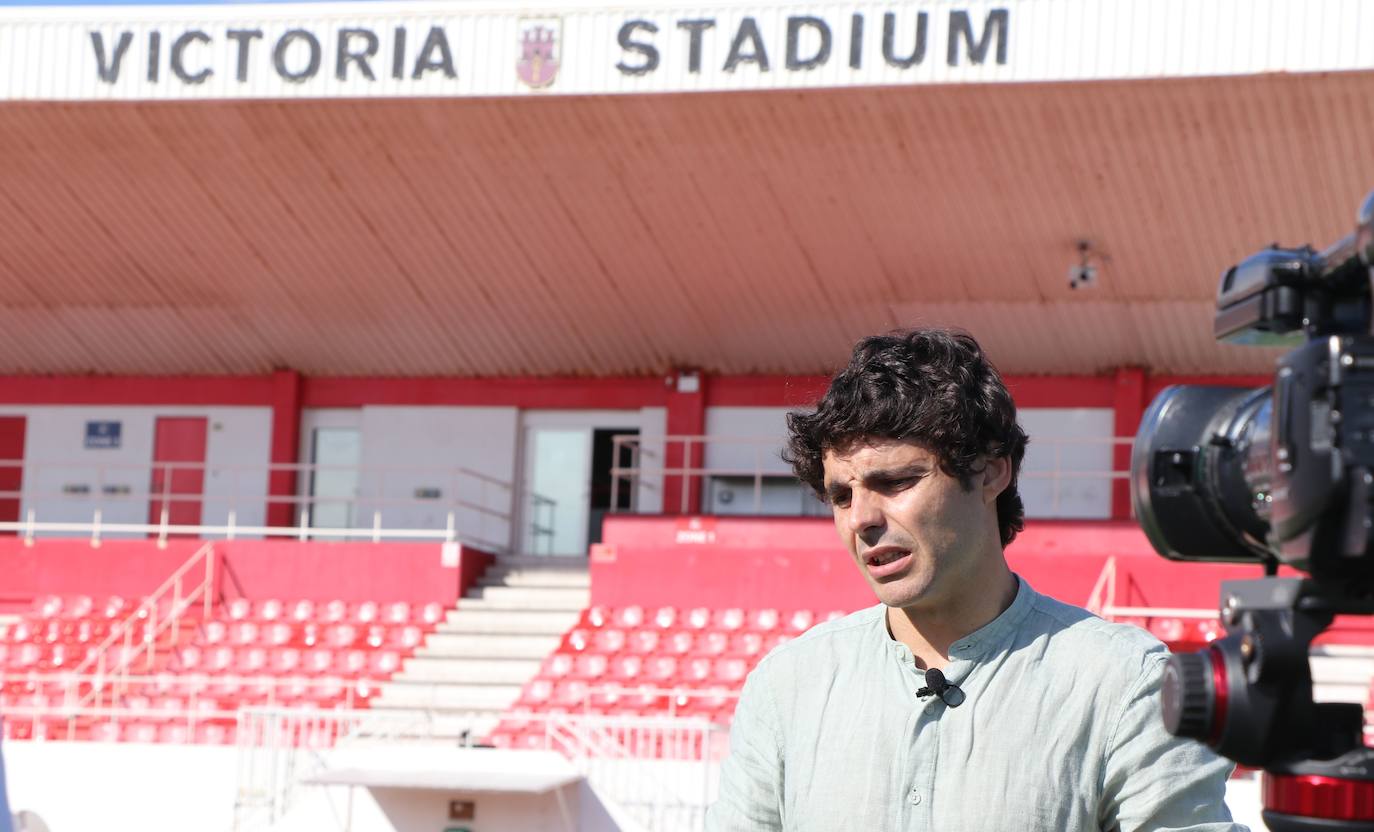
[1263,773,1374,820]
[1206,645,1228,747]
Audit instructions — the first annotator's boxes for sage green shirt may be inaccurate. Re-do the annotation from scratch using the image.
[708,577,1245,831]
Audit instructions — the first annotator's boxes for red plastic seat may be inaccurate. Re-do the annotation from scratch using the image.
[235,647,268,675]
[565,628,591,652]
[334,650,368,678]
[288,600,315,623]
[263,622,293,647]
[571,654,609,680]
[34,595,62,620]
[302,649,335,675]
[126,722,159,743]
[713,657,749,684]
[383,602,411,625]
[728,632,765,657]
[322,600,348,623]
[552,679,590,707]
[417,602,445,626]
[664,632,694,656]
[100,596,128,620]
[204,646,235,674]
[544,654,574,678]
[352,601,379,624]
[325,624,358,649]
[1194,618,1225,643]
[645,656,677,682]
[522,679,554,704]
[364,625,387,649]
[627,630,660,654]
[225,598,253,622]
[229,622,259,647]
[387,625,423,651]
[651,607,678,629]
[614,607,645,629]
[684,608,711,630]
[255,599,284,622]
[592,629,626,654]
[368,650,401,676]
[693,632,729,657]
[91,721,122,742]
[683,657,713,684]
[62,595,94,619]
[712,609,746,631]
[745,609,778,632]
[785,610,815,633]
[270,647,301,674]
[584,606,611,628]
[611,655,643,682]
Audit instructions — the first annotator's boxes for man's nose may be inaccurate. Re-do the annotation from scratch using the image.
[846,489,885,538]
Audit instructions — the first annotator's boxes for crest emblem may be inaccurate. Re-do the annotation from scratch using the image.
[517,19,561,89]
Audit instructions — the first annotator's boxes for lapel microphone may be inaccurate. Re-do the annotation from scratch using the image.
[916,668,966,708]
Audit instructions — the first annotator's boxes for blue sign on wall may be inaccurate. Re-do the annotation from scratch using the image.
[84,421,121,449]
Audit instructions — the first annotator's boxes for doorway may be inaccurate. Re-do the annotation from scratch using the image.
[148,417,207,528]
[309,427,361,530]
[520,411,641,556]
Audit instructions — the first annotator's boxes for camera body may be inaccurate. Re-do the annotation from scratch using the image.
[1131,192,1374,831]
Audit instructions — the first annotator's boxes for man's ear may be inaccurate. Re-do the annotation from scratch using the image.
[982,455,1012,505]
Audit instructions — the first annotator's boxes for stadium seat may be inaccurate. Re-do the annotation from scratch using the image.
[627,630,660,654]
[592,628,626,654]
[383,602,410,625]
[225,598,253,621]
[287,600,315,623]
[352,601,379,624]
[255,599,284,622]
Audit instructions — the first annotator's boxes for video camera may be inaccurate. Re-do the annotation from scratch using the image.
[1131,191,1374,832]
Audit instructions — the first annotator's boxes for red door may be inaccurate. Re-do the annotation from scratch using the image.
[148,417,207,529]
[0,417,26,528]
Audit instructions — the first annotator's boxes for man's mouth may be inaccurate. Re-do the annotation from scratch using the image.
[866,550,906,566]
[863,548,912,578]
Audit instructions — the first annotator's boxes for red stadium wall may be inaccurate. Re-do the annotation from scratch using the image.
[592,515,1274,613]
[0,538,493,609]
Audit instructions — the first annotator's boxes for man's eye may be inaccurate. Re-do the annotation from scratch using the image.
[830,493,851,507]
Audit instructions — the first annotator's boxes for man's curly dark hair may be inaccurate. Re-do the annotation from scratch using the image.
[785,328,1029,546]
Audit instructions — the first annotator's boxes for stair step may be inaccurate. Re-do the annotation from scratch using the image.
[400,656,543,684]
[419,633,562,658]
[460,586,589,609]
[373,681,524,711]
[477,570,591,589]
[494,555,589,569]
[439,609,580,634]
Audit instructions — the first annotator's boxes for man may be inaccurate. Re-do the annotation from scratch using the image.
[707,329,1243,831]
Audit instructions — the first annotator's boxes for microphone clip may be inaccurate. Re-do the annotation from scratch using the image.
[915,667,966,708]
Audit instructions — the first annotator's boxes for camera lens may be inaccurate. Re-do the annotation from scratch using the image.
[1132,385,1273,562]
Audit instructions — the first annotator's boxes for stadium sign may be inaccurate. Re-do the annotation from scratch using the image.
[0,0,1368,101]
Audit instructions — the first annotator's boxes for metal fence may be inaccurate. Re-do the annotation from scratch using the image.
[233,708,727,832]
[0,458,555,553]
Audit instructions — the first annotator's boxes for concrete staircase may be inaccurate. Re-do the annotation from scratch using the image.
[369,555,588,739]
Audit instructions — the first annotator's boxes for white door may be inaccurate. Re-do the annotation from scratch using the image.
[520,410,640,556]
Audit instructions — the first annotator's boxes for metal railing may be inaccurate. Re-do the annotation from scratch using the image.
[611,434,1133,517]
[65,542,217,712]
[0,458,555,554]
[232,707,726,832]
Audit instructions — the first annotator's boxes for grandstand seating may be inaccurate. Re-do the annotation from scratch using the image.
[484,605,1230,749]
[0,593,1259,750]
[0,594,446,743]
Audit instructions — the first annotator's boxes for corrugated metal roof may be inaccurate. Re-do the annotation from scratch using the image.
[0,70,1370,376]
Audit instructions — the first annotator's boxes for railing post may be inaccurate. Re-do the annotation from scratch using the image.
[157,504,170,550]
[91,508,102,549]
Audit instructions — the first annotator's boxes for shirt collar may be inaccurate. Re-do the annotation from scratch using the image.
[876,574,1037,665]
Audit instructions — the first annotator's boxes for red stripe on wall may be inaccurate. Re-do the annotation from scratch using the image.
[0,376,274,405]
[301,376,671,409]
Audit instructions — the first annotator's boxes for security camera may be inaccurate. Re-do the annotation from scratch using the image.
[1068,264,1097,290]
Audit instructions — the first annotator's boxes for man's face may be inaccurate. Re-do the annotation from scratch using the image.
[821,438,1005,611]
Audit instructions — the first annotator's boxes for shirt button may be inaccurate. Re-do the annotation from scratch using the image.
[909,789,922,805]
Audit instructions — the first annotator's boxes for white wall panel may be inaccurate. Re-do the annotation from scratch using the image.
[11,405,271,533]
[0,0,1370,101]
[1019,407,1114,519]
[356,406,518,546]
